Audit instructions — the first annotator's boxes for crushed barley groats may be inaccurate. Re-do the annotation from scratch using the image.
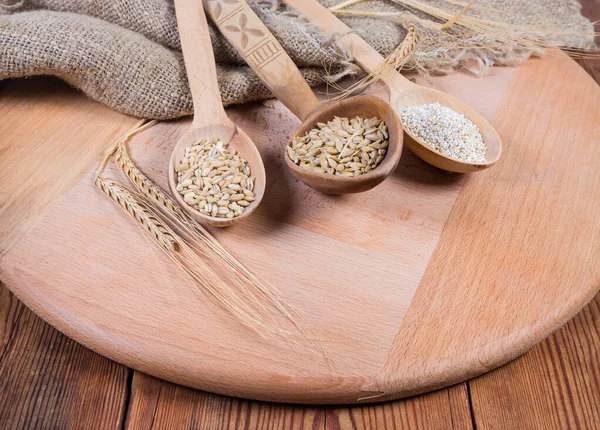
[401,103,486,163]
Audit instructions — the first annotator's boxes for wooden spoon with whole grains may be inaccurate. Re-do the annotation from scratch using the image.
[284,0,502,173]
[168,0,266,227]
[204,0,403,194]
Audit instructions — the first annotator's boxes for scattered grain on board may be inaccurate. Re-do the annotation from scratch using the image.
[176,137,255,219]
[287,116,388,176]
[401,103,486,163]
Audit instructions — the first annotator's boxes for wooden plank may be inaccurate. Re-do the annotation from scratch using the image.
[125,372,164,429]
[5,52,600,404]
[125,371,325,429]
[363,51,600,401]
[327,383,473,429]
[469,292,600,428]
[0,282,131,429]
[123,372,473,429]
[468,7,600,426]
[577,0,600,21]
[0,77,137,254]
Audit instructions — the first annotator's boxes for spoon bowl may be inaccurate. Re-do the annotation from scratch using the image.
[170,0,265,227]
[389,79,502,173]
[205,0,402,194]
[286,95,403,194]
[284,0,503,174]
[168,123,266,228]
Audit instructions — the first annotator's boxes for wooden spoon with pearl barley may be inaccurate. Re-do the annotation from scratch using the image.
[284,0,502,173]
[204,0,403,194]
[168,0,266,227]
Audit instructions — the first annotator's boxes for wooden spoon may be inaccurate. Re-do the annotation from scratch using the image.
[284,0,502,173]
[204,0,403,194]
[168,0,266,227]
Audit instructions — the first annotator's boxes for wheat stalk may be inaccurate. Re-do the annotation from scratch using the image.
[95,177,179,252]
[330,19,420,97]
[439,0,476,30]
[94,121,321,348]
[96,176,294,336]
[333,0,598,57]
[114,131,317,344]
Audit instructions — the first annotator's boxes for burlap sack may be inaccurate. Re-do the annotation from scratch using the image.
[0,0,595,119]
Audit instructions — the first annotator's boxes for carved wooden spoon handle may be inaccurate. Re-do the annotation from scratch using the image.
[204,0,320,120]
[174,0,231,126]
[283,0,413,91]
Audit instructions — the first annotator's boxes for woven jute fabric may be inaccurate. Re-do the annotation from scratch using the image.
[0,0,594,119]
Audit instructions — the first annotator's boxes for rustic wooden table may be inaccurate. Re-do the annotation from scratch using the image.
[1,3,599,428]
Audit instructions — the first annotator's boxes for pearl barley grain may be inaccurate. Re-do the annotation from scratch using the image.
[175,137,255,219]
[287,116,389,176]
[401,103,486,163]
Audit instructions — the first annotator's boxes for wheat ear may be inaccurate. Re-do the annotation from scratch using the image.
[95,120,156,178]
[95,177,179,252]
[331,20,419,98]
[114,126,321,348]
[376,21,420,74]
[116,144,189,225]
[385,0,598,58]
[96,176,294,337]
[114,131,281,307]
[94,122,280,335]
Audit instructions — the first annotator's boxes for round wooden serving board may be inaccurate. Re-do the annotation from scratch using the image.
[1,53,600,404]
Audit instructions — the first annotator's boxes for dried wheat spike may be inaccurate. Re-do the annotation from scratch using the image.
[108,125,322,347]
[95,177,179,252]
[330,20,419,99]
[116,144,281,302]
[115,146,188,224]
[386,21,419,70]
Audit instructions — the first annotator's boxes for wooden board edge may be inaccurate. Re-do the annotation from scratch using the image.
[356,52,600,403]
[358,281,600,403]
[2,53,599,405]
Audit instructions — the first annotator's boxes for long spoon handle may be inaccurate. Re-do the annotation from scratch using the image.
[283,0,412,91]
[174,0,231,126]
[204,0,320,121]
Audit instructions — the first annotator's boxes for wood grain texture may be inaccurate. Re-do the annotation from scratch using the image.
[469,293,600,429]
[0,78,136,254]
[0,282,130,429]
[0,76,465,403]
[577,0,600,21]
[126,372,325,430]
[362,51,600,401]
[1,53,599,404]
[326,384,473,430]
[171,0,267,227]
[122,372,472,429]
[205,0,320,121]
[466,6,600,429]
[284,0,503,174]
[125,372,164,429]
[174,0,228,127]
